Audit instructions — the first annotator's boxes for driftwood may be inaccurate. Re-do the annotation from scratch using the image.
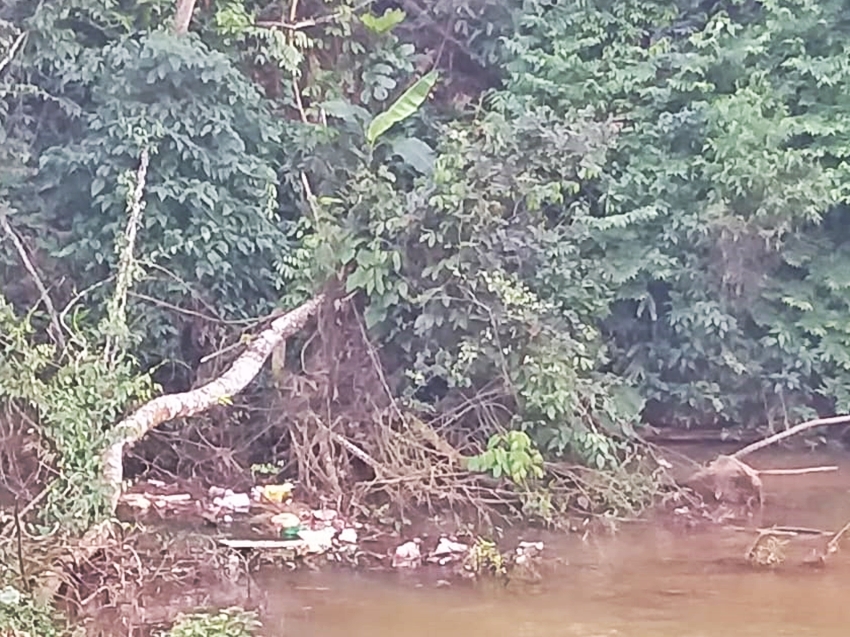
[687,414,850,509]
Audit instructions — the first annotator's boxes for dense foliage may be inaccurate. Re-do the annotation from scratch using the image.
[502,0,850,429]
[1,0,850,531]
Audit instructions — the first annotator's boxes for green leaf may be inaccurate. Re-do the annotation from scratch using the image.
[391,137,435,174]
[366,72,438,145]
[91,177,106,198]
[363,303,385,329]
[321,99,372,127]
[345,267,369,292]
[360,9,406,34]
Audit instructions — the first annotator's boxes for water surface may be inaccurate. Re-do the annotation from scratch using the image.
[255,447,850,637]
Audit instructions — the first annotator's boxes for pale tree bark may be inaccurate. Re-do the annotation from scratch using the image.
[40,296,326,603]
[101,294,325,512]
[173,0,198,35]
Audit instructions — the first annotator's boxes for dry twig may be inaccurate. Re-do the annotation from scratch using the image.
[0,214,65,348]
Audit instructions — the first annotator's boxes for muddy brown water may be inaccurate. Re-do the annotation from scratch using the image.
[109,447,850,636]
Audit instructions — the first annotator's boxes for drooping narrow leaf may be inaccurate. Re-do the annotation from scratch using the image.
[366,71,438,145]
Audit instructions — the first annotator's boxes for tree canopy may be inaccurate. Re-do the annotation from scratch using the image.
[1,0,850,529]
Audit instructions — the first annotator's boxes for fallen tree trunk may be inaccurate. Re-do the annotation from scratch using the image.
[101,294,325,512]
[732,414,850,459]
[686,413,850,510]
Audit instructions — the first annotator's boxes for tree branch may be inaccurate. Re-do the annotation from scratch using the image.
[101,294,325,511]
[0,30,26,75]
[0,213,65,349]
[733,414,850,459]
[173,0,198,35]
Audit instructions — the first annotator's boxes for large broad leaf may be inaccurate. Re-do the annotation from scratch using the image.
[366,71,438,145]
[360,9,406,34]
[321,99,372,127]
[391,137,435,174]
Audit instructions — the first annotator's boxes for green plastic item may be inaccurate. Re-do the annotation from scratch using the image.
[281,525,301,539]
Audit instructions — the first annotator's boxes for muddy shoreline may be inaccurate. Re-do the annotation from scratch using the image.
[5,441,849,636]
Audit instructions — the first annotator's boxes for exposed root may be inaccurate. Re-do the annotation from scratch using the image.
[0,402,51,510]
[10,523,257,632]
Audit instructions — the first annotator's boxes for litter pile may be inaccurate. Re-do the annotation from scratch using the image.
[118,480,545,578]
[119,480,359,553]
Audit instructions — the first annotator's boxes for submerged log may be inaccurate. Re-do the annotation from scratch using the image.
[685,454,764,507]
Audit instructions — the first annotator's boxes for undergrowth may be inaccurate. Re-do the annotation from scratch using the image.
[0,585,65,637]
[163,608,260,637]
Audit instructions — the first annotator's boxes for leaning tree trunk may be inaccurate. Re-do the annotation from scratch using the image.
[102,294,325,511]
[37,295,325,603]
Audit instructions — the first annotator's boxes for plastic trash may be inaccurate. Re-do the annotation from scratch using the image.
[254,483,295,504]
[429,537,470,565]
[271,512,302,538]
[312,509,338,523]
[392,539,422,568]
[212,489,252,513]
[299,527,336,553]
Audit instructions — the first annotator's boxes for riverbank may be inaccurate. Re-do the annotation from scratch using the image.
[16,444,842,635]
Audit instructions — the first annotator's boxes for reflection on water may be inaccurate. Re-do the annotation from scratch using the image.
[256,448,850,637]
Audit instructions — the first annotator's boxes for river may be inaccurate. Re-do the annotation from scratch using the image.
[78,446,850,636]
[250,447,850,637]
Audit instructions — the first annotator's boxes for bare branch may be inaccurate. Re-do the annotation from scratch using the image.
[758,466,838,476]
[733,414,850,459]
[0,30,26,76]
[104,148,150,362]
[0,213,65,349]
